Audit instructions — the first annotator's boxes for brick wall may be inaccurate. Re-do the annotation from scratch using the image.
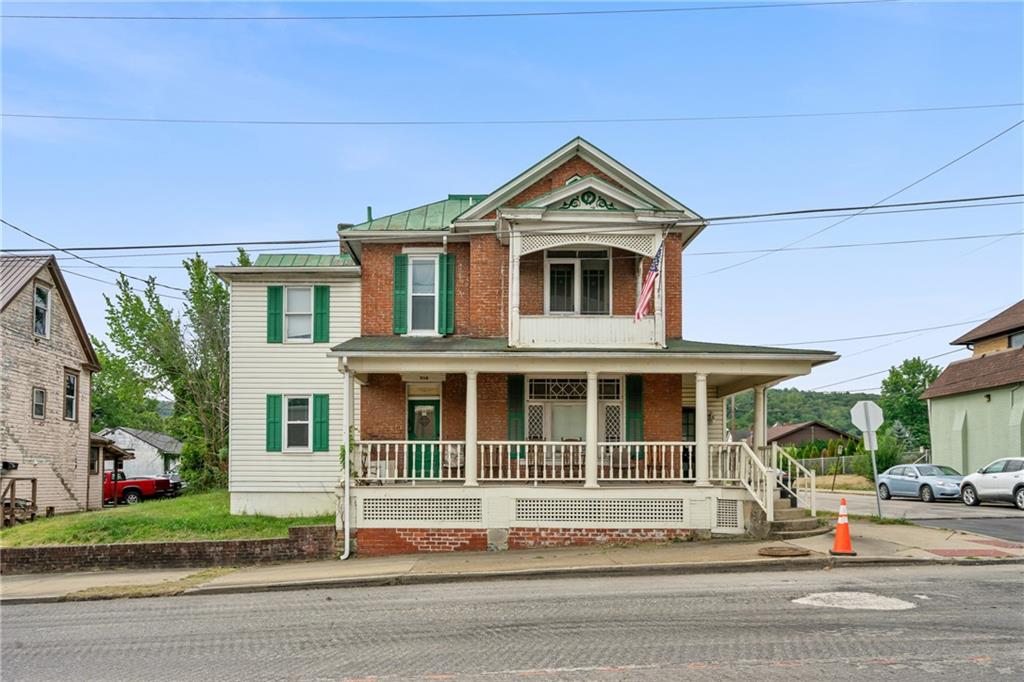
[0,266,95,515]
[360,374,406,440]
[508,527,695,550]
[355,528,487,556]
[644,374,683,441]
[483,158,625,219]
[0,525,337,574]
[467,235,507,337]
[519,251,544,315]
[611,248,638,316]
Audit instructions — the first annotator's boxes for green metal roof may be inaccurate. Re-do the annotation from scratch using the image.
[332,336,835,356]
[253,253,353,267]
[342,194,489,232]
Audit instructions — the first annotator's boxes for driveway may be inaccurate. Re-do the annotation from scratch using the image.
[814,491,1022,543]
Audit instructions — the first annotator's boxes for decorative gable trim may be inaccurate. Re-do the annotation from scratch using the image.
[521,175,656,212]
[455,137,701,222]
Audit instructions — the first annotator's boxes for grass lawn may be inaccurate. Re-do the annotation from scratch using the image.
[0,491,335,548]
[796,474,875,492]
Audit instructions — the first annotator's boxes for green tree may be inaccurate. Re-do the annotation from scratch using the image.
[879,357,940,447]
[852,431,906,481]
[104,253,242,489]
[90,337,167,432]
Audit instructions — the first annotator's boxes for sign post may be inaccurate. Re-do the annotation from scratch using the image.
[850,400,885,518]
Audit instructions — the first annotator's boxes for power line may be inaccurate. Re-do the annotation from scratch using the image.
[695,118,1024,276]
[810,348,966,391]
[4,193,1018,254]
[6,102,1019,128]
[62,268,187,301]
[0,218,187,292]
[768,317,996,346]
[0,1,902,22]
[688,230,1022,256]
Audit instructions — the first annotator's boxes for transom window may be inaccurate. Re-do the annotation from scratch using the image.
[285,396,311,450]
[526,377,623,444]
[409,256,438,333]
[544,249,610,315]
[63,372,78,421]
[34,284,51,337]
[528,378,620,401]
[284,287,313,342]
[32,387,46,419]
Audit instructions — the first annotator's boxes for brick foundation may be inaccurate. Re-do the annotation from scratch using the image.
[0,525,338,575]
[507,527,695,549]
[356,528,488,556]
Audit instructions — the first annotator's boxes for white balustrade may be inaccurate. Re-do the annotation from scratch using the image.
[477,442,586,481]
[356,441,465,483]
[598,442,695,481]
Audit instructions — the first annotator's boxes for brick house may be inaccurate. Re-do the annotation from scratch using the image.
[1,255,102,514]
[216,138,836,552]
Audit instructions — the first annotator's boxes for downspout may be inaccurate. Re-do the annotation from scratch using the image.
[338,357,352,560]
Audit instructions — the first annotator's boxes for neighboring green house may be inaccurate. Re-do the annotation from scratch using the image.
[923,300,1024,474]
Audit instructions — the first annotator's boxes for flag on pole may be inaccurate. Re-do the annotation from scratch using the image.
[634,240,664,321]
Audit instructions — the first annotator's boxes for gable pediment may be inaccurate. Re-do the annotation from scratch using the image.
[521,175,655,212]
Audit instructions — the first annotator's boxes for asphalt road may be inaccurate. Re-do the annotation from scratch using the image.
[913,517,1024,543]
[3,564,1022,681]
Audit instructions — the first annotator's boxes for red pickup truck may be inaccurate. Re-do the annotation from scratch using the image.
[103,472,181,505]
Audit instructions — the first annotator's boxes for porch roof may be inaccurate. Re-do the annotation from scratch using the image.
[331,336,835,360]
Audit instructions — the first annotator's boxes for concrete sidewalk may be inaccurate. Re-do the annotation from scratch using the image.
[3,521,1022,604]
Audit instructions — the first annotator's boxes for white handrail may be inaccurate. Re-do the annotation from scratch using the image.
[735,441,775,522]
[356,440,466,482]
[771,442,817,517]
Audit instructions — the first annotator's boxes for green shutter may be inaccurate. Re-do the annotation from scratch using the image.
[313,285,330,343]
[443,253,455,335]
[507,375,525,458]
[393,254,408,335]
[436,254,448,335]
[266,286,283,343]
[625,375,644,456]
[313,394,330,452]
[266,394,282,452]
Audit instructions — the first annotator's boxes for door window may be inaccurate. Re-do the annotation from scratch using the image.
[1003,459,1023,473]
[411,404,438,440]
[982,460,1008,474]
[682,407,696,442]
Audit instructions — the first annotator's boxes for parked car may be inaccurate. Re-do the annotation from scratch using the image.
[877,464,963,502]
[103,472,181,505]
[960,457,1024,510]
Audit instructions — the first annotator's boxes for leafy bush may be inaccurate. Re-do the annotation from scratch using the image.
[852,431,904,481]
[178,436,228,491]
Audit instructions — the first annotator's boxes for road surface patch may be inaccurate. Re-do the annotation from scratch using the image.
[792,591,916,610]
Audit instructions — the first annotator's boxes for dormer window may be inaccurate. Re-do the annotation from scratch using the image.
[33,284,51,338]
[544,249,610,316]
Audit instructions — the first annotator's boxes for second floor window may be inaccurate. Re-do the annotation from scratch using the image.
[409,257,437,333]
[285,287,313,341]
[32,387,46,419]
[1011,330,1024,349]
[64,372,78,421]
[545,250,610,315]
[34,284,51,337]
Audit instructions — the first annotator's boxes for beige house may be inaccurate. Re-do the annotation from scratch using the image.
[1,255,102,514]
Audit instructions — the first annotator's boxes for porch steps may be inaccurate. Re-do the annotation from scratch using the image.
[767,505,831,539]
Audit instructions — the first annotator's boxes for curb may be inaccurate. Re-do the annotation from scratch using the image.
[179,555,1024,599]
[5,556,1023,606]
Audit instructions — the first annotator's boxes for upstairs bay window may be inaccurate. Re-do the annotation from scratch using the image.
[544,250,610,315]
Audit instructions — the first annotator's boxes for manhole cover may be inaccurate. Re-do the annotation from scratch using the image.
[758,546,811,557]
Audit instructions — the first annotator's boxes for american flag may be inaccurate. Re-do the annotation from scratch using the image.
[634,240,664,321]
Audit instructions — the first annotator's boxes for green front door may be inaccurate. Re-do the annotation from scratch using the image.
[407,399,441,477]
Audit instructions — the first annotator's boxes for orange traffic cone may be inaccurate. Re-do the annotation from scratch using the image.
[829,497,857,556]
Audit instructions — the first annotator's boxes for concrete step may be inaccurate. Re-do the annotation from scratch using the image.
[768,525,832,540]
[770,517,821,533]
[773,507,807,521]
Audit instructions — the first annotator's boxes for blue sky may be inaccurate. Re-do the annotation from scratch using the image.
[3,1,1022,392]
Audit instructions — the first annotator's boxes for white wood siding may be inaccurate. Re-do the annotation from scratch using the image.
[681,384,725,441]
[228,277,360,494]
[519,316,658,348]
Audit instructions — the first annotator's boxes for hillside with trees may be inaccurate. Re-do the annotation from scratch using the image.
[728,388,879,434]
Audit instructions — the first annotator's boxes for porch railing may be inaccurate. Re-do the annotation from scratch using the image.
[478,442,586,481]
[356,440,466,482]
[734,441,775,521]
[598,442,695,481]
[769,442,817,516]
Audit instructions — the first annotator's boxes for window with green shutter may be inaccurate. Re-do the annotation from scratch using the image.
[266,394,282,451]
[393,254,408,334]
[439,253,455,335]
[266,286,283,343]
[313,285,330,343]
[313,394,330,451]
[625,375,643,457]
[507,375,525,458]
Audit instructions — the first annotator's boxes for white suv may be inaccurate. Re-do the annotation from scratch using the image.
[960,457,1024,510]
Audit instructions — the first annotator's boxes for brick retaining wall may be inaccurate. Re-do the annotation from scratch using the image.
[355,528,488,556]
[0,525,337,574]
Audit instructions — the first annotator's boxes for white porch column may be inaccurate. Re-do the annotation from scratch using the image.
[753,385,767,450]
[585,370,599,489]
[508,229,521,347]
[464,370,479,487]
[694,372,710,487]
